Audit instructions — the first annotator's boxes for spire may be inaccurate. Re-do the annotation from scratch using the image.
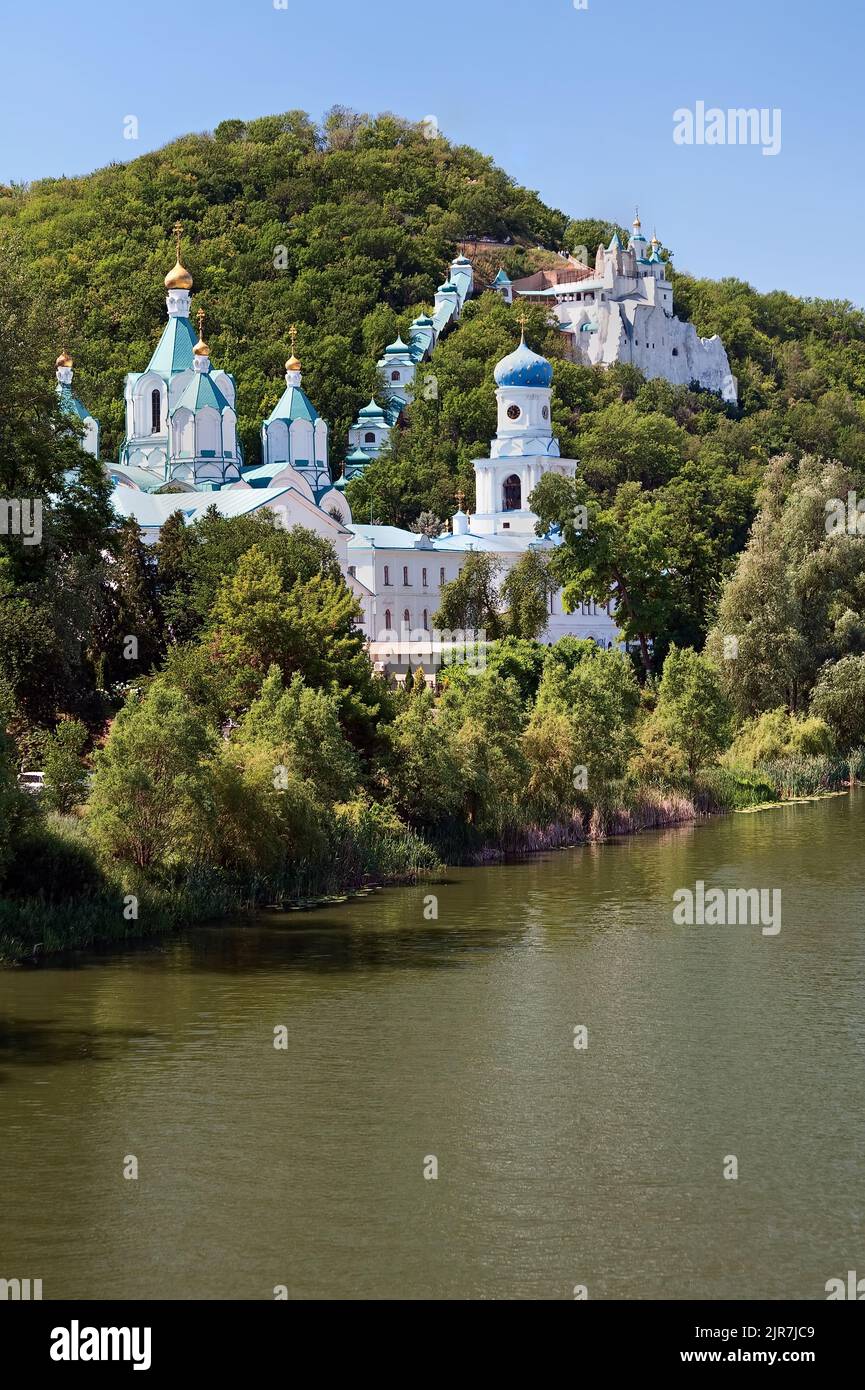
[165,221,193,290]
[452,488,468,535]
[193,308,211,371]
[284,323,302,384]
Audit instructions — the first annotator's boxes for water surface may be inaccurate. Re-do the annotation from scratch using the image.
[1,794,863,1299]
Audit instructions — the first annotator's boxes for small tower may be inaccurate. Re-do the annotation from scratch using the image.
[260,324,331,495]
[449,254,474,302]
[377,335,416,411]
[55,350,99,457]
[119,225,241,485]
[491,268,513,305]
[472,316,575,538]
[348,397,390,460]
[629,208,649,273]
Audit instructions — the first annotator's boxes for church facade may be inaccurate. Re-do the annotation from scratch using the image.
[59,215,743,675]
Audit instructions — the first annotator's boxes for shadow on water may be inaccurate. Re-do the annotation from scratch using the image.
[0,1019,161,1075]
[177,915,528,974]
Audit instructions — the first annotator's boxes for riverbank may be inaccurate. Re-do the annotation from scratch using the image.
[2,755,862,965]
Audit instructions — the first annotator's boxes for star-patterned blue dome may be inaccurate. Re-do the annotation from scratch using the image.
[494,334,553,388]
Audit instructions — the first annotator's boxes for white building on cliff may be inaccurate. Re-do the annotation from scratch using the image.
[515,214,737,403]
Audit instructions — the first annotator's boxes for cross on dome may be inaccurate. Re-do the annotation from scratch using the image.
[165,221,193,290]
[285,323,301,372]
[193,308,210,357]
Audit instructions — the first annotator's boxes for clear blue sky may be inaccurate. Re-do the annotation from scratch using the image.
[3,0,860,303]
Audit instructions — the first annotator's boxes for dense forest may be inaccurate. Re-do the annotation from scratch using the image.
[3,109,865,960]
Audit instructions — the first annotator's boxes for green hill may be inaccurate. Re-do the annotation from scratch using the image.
[2,106,865,495]
[0,109,566,465]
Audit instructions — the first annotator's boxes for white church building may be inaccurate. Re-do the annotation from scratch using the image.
[59,215,746,677]
[515,214,737,404]
[346,327,618,670]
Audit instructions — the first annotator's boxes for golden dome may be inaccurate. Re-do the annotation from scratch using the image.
[633,214,642,230]
[193,308,209,356]
[651,232,660,247]
[285,353,301,372]
[165,259,193,290]
[165,221,192,290]
[56,349,73,368]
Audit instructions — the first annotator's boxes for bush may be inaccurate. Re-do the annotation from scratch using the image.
[810,656,865,751]
[726,708,835,767]
[1,814,103,902]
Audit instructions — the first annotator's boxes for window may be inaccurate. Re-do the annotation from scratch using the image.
[503,474,521,511]
[541,406,549,419]
[422,567,427,587]
[672,347,679,356]
[391,370,400,382]
[364,432,375,443]
[151,389,161,433]
[403,608,410,626]
[506,404,521,421]
[403,566,409,585]
[347,565,355,577]
[502,521,510,529]
[439,567,445,585]
[385,609,392,630]
[423,609,429,630]
[384,565,391,585]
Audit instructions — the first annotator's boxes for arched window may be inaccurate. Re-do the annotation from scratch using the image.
[384,565,391,585]
[423,609,429,630]
[403,565,409,585]
[503,474,521,511]
[403,608,410,626]
[384,609,392,631]
[391,370,400,382]
[364,432,376,443]
[440,567,445,585]
[151,389,161,433]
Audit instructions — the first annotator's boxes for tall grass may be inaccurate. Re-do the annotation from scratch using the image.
[755,752,862,799]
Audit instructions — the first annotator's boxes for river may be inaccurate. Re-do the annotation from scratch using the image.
[1,793,863,1300]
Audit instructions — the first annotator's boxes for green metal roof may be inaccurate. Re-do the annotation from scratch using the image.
[172,370,232,415]
[147,316,198,376]
[265,383,319,425]
[58,383,95,423]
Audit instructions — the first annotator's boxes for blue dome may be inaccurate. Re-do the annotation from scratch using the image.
[494,335,553,388]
